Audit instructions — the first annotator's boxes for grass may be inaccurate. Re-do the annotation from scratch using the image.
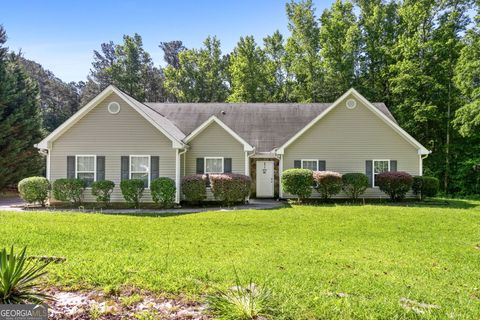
[0,199,479,319]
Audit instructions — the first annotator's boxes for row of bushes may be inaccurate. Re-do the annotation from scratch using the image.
[17,176,176,208]
[181,173,251,205]
[18,173,251,208]
[281,169,439,202]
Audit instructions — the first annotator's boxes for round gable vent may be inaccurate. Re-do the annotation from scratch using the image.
[346,98,357,109]
[108,102,121,114]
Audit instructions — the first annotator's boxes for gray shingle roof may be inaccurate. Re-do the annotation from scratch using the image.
[144,102,395,152]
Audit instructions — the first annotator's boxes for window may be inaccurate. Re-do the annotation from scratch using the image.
[76,155,96,187]
[373,160,390,187]
[205,157,223,174]
[130,155,150,187]
[301,160,318,171]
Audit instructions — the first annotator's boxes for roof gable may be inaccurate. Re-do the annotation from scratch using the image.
[276,88,429,155]
[185,116,254,151]
[36,86,185,150]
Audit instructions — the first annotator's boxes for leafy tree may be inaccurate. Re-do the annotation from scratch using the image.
[356,0,399,105]
[0,26,43,190]
[454,7,480,137]
[228,36,270,102]
[319,0,360,101]
[284,0,323,102]
[164,36,229,102]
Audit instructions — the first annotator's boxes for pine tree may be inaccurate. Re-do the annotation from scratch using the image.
[264,31,288,102]
[0,27,43,189]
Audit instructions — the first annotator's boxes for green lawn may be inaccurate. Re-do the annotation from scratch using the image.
[1,200,479,319]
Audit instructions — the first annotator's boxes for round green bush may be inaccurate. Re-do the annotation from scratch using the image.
[91,180,115,207]
[342,173,369,200]
[52,178,86,204]
[210,173,251,205]
[17,177,50,206]
[181,175,207,204]
[120,179,145,208]
[281,169,313,202]
[376,171,413,201]
[151,177,176,208]
[412,176,439,199]
[313,171,342,200]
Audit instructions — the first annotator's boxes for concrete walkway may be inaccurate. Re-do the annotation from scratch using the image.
[0,196,285,214]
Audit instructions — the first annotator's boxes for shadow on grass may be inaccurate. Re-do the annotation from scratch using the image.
[292,198,479,210]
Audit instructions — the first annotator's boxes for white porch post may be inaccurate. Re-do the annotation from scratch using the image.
[175,149,181,203]
[279,154,284,198]
[46,149,51,181]
[245,151,250,176]
[419,155,423,176]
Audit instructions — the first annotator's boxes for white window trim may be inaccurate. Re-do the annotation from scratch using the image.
[75,155,96,187]
[204,157,224,174]
[130,155,151,188]
[372,159,390,188]
[301,159,319,171]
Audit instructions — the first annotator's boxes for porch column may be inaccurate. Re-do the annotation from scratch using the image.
[245,151,250,176]
[175,149,180,203]
[279,154,284,198]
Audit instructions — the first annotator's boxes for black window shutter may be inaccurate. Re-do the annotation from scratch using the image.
[366,160,373,187]
[121,156,129,181]
[196,158,204,174]
[67,156,75,179]
[96,156,105,181]
[224,158,232,173]
[318,160,326,171]
[294,160,301,168]
[151,156,160,181]
[390,160,397,172]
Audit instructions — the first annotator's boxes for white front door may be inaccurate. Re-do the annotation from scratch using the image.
[256,160,274,198]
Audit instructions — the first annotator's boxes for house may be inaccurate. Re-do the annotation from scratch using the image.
[35,85,430,202]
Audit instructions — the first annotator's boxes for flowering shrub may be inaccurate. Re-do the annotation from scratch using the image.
[412,176,439,199]
[376,171,413,201]
[281,169,313,202]
[52,178,86,205]
[151,177,176,208]
[91,180,115,207]
[17,177,50,207]
[342,173,369,200]
[210,173,251,205]
[181,175,207,204]
[120,179,144,208]
[313,171,342,200]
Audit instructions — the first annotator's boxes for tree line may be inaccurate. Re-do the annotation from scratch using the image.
[1,0,479,195]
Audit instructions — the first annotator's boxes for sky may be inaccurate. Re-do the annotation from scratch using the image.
[2,0,331,83]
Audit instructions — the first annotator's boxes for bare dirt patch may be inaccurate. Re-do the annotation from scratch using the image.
[45,287,209,319]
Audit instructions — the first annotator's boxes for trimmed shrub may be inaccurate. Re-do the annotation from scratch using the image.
[281,169,313,202]
[120,179,145,208]
[412,176,440,200]
[376,171,413,201]
[210,173,251,205]
[181,175,207,204]
[313,171,342,200]
[91,180,115,207]
[151,177,176,208]
[17,177,50,207]
[52,178,86,205]
[342,173,369,201]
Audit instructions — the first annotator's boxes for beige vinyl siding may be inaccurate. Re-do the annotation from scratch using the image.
[185,122,245,176]
[283,94,420,198]
[49,92,176,202]
[183,122,245,201]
